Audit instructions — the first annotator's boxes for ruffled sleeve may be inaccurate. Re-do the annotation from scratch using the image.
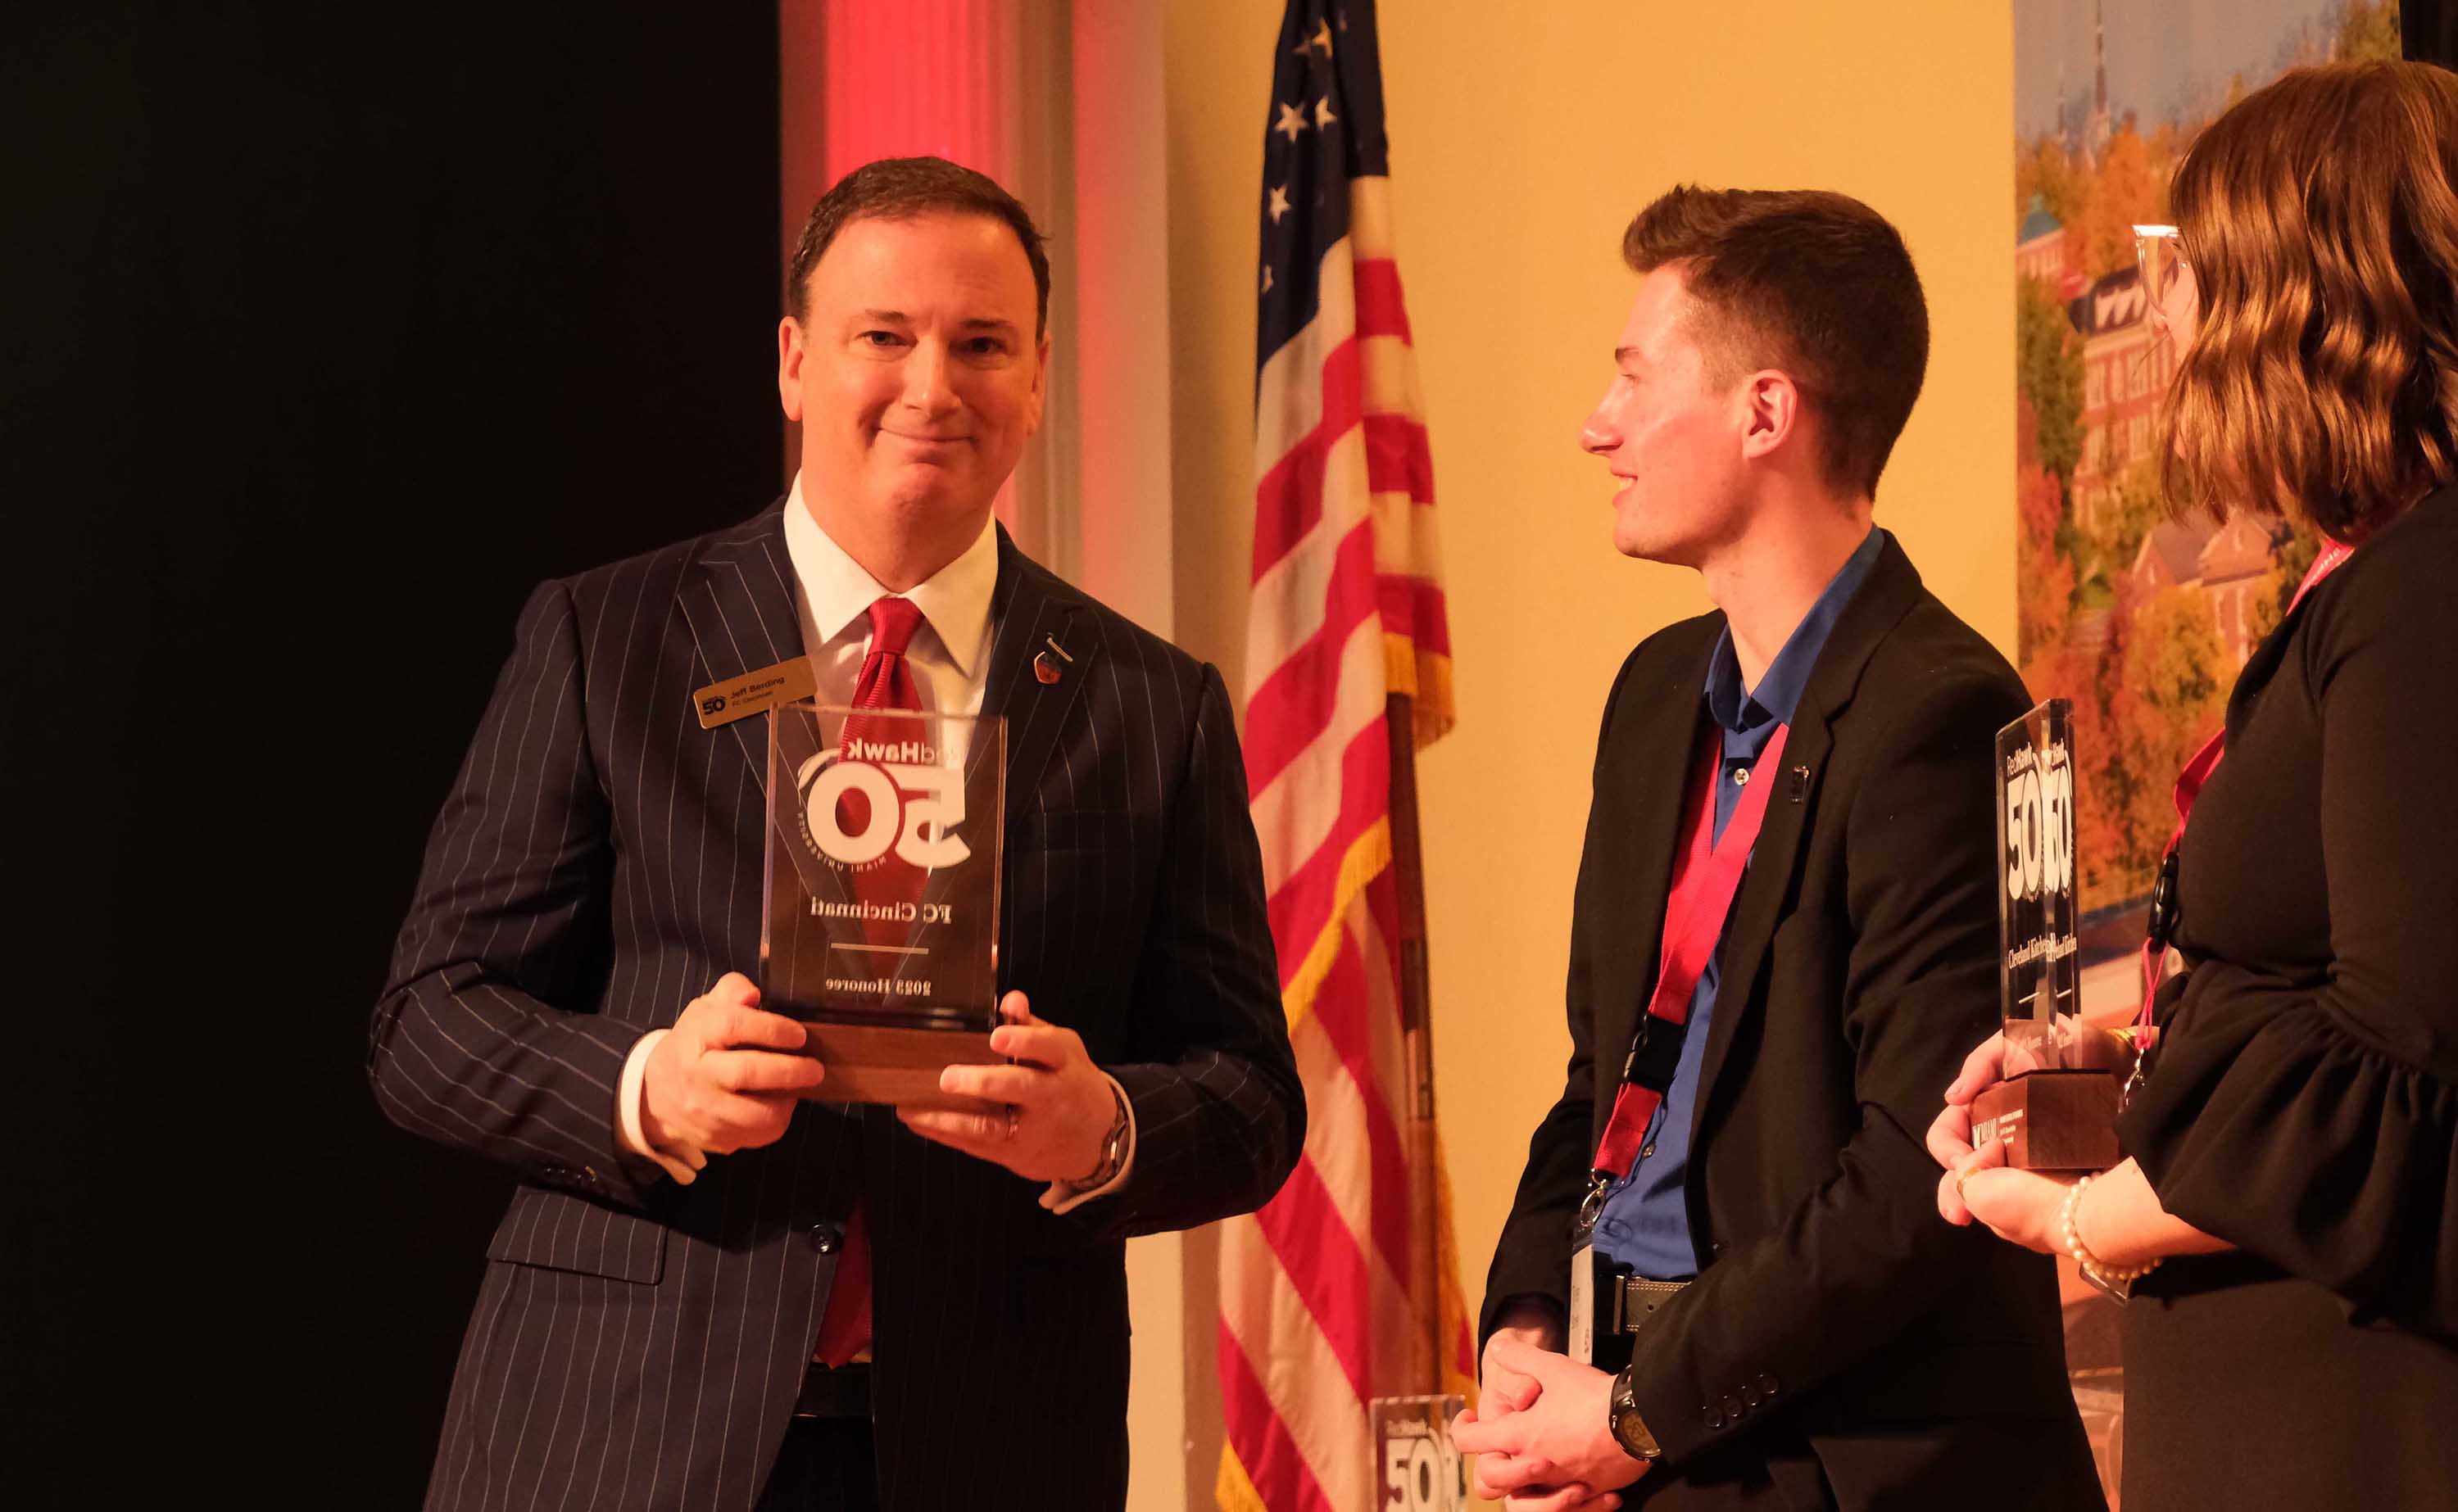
[2120,960,2458,1344]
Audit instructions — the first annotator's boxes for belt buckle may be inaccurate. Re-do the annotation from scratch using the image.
[1612,1275,1687,1336]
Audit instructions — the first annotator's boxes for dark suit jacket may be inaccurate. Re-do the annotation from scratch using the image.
[370,504,1304,1512]
[1482,540,2102,1510]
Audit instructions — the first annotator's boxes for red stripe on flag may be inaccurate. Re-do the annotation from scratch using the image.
[1262,722,1392,986]
[1363,411,1435,504]
[1252,337,1367,581]
[1377,574,1453,658]
[1254,1153,1376,1400]
[1242,519,1383,796]
[1254,355,1436,589]
[1306,907,1417,1279]
[1220,1324,1338,1512]
[1354,257,1414,342]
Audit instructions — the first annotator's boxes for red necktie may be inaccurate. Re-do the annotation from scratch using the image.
[813,595,926,1369]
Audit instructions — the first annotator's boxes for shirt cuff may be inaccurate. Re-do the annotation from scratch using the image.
[617,1028,705,1186]
[1039,1071,1136,1214]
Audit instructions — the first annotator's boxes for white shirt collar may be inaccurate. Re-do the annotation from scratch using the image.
[782,474,999,677]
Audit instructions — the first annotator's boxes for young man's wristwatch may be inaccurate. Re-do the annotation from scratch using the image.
[1608,1368,1663,1463]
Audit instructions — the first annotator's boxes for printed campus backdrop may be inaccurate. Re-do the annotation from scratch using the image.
[2011,0,2401,1497]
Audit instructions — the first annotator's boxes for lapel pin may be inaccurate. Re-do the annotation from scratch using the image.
[1034,636,1075,686]
[1789,764,1811,804]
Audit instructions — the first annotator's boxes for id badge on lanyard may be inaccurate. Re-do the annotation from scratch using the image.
[1569,1235,1598,1366]
[1569,722,1790,1363]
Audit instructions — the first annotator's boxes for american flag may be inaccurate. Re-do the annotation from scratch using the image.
[1218,3,1472,1509]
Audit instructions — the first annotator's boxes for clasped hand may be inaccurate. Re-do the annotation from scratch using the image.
[1451,1329,1644,1512]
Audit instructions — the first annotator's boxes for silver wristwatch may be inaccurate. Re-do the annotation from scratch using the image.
[1071,1080,1131,1190]
[1608,1369,1662,1463]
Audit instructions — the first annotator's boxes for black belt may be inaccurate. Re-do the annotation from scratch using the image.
[1608,1275,1689,1337]
[794,1362,873,1420]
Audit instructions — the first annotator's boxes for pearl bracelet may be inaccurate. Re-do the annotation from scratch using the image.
[2057,1172,2162,1295]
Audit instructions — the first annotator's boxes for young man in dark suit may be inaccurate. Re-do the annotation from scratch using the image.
[369,157,1303,1512]
[1451,188,2103,1510]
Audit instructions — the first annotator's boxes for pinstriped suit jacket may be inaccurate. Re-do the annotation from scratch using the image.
[370,503,1304,1511]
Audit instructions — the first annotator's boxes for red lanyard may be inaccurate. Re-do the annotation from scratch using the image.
[2138,538,2354,1024]
[1590,721,1792,1186]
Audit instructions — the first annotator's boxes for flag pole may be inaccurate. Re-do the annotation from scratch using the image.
[1385,691,1444,1396]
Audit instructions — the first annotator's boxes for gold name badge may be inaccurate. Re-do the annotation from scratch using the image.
[692,656,816,730]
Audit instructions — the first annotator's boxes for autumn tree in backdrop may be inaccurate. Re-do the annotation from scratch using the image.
[2018,275,2085,491]
[2017,137,2081,229]
[2070,124,2165,279]
[2017,397,2078,663]
[2114,582,2229,888]
[2067,635,2135,915]
[2097,458,2174,577]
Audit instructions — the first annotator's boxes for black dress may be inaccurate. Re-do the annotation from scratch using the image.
[2114,478,2458,1510]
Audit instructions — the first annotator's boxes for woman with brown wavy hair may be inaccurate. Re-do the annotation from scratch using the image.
[1929,59,2458,1510]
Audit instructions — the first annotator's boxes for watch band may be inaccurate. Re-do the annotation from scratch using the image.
[1071,1080,1132,1190]
[1608,1368,1662,1462]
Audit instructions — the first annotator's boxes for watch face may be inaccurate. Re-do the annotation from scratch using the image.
[1611,1380,1657,1460]
[1612,1412,1641,1454]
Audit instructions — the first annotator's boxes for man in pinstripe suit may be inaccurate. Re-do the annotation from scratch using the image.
[370,157,1304,1511]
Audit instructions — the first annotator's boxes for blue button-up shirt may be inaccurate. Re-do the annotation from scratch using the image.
[1592,526,1886,1279]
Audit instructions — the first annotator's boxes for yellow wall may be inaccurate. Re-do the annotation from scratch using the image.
[1164,2,2014,1505]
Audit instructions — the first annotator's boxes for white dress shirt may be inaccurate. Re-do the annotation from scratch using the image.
[614,479,1132,1211]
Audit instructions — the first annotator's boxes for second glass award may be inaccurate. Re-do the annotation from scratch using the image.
[1969,699,2122,1169]
[761,702,1005,1109]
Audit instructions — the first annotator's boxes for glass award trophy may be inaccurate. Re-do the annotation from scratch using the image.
[1370,1395,1467,1512]
[1968,699,2122,1170]
[763,702,1005,1110]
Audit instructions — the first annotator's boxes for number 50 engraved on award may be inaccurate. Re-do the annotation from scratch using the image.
[1371,1396,1467,1512]
[762,703,1006,1110]
[795,748,973,871]
[1970,699,2122,1170]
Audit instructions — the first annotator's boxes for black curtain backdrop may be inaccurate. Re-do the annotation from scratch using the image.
[5,6,778,1501]
[2411,0,2458,66]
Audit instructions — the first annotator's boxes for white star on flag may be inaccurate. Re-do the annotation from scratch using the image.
[1315,97,1337,128]
[1274,101,1309,142]
[1268,184,1290,222]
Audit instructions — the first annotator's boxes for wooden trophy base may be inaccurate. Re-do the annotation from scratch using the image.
[1968,1069,2121,1170]
[793,1021,1005,1112]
